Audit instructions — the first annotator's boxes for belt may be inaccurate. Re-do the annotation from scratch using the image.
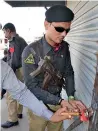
[44,104,56,113]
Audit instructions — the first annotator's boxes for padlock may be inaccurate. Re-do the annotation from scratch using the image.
[80,110,89,122]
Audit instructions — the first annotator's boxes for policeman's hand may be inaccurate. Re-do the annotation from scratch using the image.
[60,100,75,112]
[69,100,87,111]
[50,107,72,122]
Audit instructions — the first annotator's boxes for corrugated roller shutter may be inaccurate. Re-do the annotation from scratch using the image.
[63,1,98,131]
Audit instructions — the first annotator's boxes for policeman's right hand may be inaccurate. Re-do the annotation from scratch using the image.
[50,107,72,122]
[61,100,75,112]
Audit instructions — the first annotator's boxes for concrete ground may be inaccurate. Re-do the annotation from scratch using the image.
[1,98,29,131]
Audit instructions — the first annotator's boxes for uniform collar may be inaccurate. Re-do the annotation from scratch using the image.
[41,36,52,56]
[9,34,18,42]
[41,36,64,56]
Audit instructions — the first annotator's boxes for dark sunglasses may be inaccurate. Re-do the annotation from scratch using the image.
[52,24,70,33]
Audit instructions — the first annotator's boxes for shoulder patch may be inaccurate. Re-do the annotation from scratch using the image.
[24,54,35,64]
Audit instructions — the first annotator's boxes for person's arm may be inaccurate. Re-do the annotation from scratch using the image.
[63,44,75,97]
[9,37,27,72]
[62,44,87,111]
[1,60,73,122]
[22,46,61,105]
[1,60,53,120]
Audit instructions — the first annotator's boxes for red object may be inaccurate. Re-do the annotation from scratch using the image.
[80,110,89,122]
[54,47,59,51]
[54,45,61,51]
[9,47,14,53]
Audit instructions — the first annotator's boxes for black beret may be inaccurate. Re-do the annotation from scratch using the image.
[45,5,74,22]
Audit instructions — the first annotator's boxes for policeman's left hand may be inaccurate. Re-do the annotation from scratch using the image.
[69,100,87,111]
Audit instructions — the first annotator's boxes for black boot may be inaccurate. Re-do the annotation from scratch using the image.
[17,114,23,119]
[1,121,19,128]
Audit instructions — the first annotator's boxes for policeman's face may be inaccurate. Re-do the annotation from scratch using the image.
[44,21,71,45]
[3,29,11,40]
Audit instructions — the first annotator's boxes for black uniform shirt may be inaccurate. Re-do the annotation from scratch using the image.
[22,36,75,105]
[7,34,27,72]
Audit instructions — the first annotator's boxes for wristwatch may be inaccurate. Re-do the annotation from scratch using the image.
[68,96,75,101]
[58,98,64,105]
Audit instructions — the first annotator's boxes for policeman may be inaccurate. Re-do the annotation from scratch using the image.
[22,5,87,131]
[1,23,27,128]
